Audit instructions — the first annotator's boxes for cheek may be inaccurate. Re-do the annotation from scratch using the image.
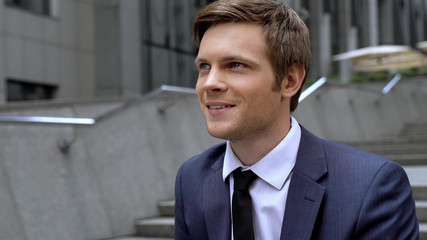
[248,90,281,111]
[195,78,201,89]
[196,84,205,109]
[196,79,204,94]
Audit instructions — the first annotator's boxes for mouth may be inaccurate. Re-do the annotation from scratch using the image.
[207,104,236,109]
[204,103,236,116]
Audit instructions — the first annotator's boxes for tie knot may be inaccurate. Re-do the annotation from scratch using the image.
[233,169,257,190]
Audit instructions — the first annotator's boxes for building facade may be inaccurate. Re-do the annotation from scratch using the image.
[0,0,426,104]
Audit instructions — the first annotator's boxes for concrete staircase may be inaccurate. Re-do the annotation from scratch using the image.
[349,123,427,239]
[111,123,427,239]
[108,200,175,240]
[134,200,175,239]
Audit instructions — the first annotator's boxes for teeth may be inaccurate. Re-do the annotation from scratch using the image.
[209,105,227,109]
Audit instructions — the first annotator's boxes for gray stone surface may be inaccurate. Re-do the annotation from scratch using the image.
[404,166,427,186]
[0,91,211,239]
[294,77,427,142]
[420,224,427,240]
[135,217,174,238]
[0,156,26,240]
[158,200,174,216]
[0,108,113,240]
[417,201,427,222]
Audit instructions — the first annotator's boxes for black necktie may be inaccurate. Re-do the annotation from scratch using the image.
[232,169,258,240]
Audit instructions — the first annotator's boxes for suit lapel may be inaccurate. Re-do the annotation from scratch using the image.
[280,126,327,240]
[203,153,231,240]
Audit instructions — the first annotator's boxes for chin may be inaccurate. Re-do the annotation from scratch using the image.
[207,130,227,140]
[206,127,231,140]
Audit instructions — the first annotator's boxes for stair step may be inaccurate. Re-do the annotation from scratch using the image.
[354,143,427,155]
[386,154,427,165]
[401,128,427,135]
[404,166,427,201]
[404,166,427,185]
[417,201,427,222]
[401,124,427,136]
[412,186,427,201]
[356,135,427,143]
[421,223,427,240]
[135,217,174,238]
[399,134,427,142]
[158,200,174,217]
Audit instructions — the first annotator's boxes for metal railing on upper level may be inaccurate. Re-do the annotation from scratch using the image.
[381,74,401,94]
[321,74,403,95]
[298,77,327,103]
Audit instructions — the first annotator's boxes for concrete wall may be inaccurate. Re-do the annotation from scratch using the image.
[0,91,219,240]
[0,77,426,239]
[294,76,427,142]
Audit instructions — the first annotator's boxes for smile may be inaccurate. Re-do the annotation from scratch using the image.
[207,104,236,109]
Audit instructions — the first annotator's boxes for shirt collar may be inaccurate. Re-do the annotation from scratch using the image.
[222,116,301,190]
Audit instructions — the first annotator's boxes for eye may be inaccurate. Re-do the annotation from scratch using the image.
[230,62,245,68]
[199,63,211,70]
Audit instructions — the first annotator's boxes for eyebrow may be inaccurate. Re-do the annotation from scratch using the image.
[195,55,258,66]
[194,57,207,65]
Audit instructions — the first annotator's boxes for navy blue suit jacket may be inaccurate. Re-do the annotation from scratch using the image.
[175,126,419,239]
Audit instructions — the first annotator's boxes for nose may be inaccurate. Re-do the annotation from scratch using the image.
[200,68,227,92]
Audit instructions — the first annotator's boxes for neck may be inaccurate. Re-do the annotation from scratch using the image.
[230,118,292,166]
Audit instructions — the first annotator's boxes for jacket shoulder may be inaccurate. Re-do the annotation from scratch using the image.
[322,138,396,169]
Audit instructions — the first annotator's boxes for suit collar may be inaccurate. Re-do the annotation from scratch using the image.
[293,126,328,181]
[280,126,327,240]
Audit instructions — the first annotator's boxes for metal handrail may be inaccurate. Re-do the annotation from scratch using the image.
[298,77,327,103]
[0,116,95,125]
[0,85,196,126]
[322,74,403,95]
[381,74,401,94]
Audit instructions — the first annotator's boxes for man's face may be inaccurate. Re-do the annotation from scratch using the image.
[195,23,288,142]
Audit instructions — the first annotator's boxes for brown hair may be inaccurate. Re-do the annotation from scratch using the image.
[193,0,311,112]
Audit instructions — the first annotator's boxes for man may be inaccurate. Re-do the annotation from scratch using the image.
[175,0,419,239]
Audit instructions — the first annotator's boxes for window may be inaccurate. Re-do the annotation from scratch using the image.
[5,0,50,16]
[7,79,57,102]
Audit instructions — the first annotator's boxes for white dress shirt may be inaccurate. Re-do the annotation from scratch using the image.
[222,116,302,240]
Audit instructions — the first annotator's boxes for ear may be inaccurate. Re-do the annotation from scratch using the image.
[280,64,306,98]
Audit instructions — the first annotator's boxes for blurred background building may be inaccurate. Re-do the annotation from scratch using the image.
[1,0,426,104]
